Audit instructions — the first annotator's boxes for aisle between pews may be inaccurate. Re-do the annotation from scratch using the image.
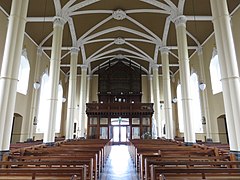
[100,145,139,180]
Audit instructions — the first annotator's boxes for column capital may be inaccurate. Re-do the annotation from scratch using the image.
[53,16,65,27]
[37,47,43,55]
[148,74,153,80]
[152,63,160,70]
[197,47,203,55]
[80,64,88,70]
[70,47,80,54]
[174,15,187,27]
[159,47,169,54]
[87,74,93,80]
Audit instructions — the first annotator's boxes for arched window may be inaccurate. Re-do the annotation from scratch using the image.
[37,73,63,133]
[36,73,50,133]
[190,73,203,133]
[209,48,222,94]
[176,84,184,133]
[17,49,30,95]
[55,84,63,133]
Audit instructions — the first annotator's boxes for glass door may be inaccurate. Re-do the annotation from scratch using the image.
[111,117,129,144]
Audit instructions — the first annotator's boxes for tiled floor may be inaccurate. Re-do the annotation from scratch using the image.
[100,145,139,180]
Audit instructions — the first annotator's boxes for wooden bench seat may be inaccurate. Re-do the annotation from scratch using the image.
[3,139,112,180]
[151,166,240,180]
[0,167,87,180]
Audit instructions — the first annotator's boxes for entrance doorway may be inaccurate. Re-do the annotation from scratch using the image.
[11,113,23,143]
[217,114,229,144]
[111,118,130,144]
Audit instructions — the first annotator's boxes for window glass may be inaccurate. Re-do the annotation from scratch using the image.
[55,84,63,133]
[209,48,222,94]
[190,73,203,133]
[36,73,50,133]
[17,50,30,95]
[177,84,184,133]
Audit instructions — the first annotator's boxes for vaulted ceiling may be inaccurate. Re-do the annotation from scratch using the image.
[0,0,239,76]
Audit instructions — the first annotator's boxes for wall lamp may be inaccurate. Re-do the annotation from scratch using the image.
[199,82,206,91]
[33,81,40,90]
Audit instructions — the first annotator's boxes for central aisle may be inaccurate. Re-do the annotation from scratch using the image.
[100,145,139,180]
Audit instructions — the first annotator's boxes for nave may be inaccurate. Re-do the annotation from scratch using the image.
[0,138,240,180]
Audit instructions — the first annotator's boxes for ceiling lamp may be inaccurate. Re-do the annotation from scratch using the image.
[172,97,177,103]
[33,81,40,90]
[62,97,67,103]
[199,82,206,91]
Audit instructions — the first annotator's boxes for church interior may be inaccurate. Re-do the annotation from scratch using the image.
[0,0,240,179]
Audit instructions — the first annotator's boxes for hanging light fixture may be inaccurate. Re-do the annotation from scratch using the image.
[172,97,177,103]
[33,81,40,89]
[62,97,67,103]
[199,82,206,91]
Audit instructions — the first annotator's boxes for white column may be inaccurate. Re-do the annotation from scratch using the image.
[0,0,29,152]
[148,74,153,103]
[65,47,79,139]
[210,0,240,152]
[174,15,195,144]
[27,47,42,141]
[85,74,91,129]
[44,16,65,143]
[160,47,174,140]
[79,65,88,137]
[152,64,162,137]
[197,48,212,141]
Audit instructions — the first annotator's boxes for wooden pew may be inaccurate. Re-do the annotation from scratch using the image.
[150,161,240,180]
[5,139,111,180]
[0,161,87,180]
[128,139,233,180]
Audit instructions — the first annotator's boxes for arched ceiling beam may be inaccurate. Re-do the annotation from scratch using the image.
[123,55,151,62]
[91,56,149,74]
[85,38,118,44]
[162,16,171,46]
[186,31,201,47]
[62,0,77,12]
[78,15,113,44]
[89,55,116,62]
[68,18,77,46]
[68,0,101,13]
[61,51,71,60]
[178,0,185,14]
[126,15,161,44]
[88,48,151,64]
[126,9,169,14]
[139,0,173,13]
[89,48,147,63]
[26,15,212,23]
[87,42,115,61]
[53,0,61,15]
[39,32,54,47]
[82,26,156,44]
[164,0,177,11]
[85,38,154,45]
[169,51,178,59]
[125,41,153,61]
[70,10,113,16]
